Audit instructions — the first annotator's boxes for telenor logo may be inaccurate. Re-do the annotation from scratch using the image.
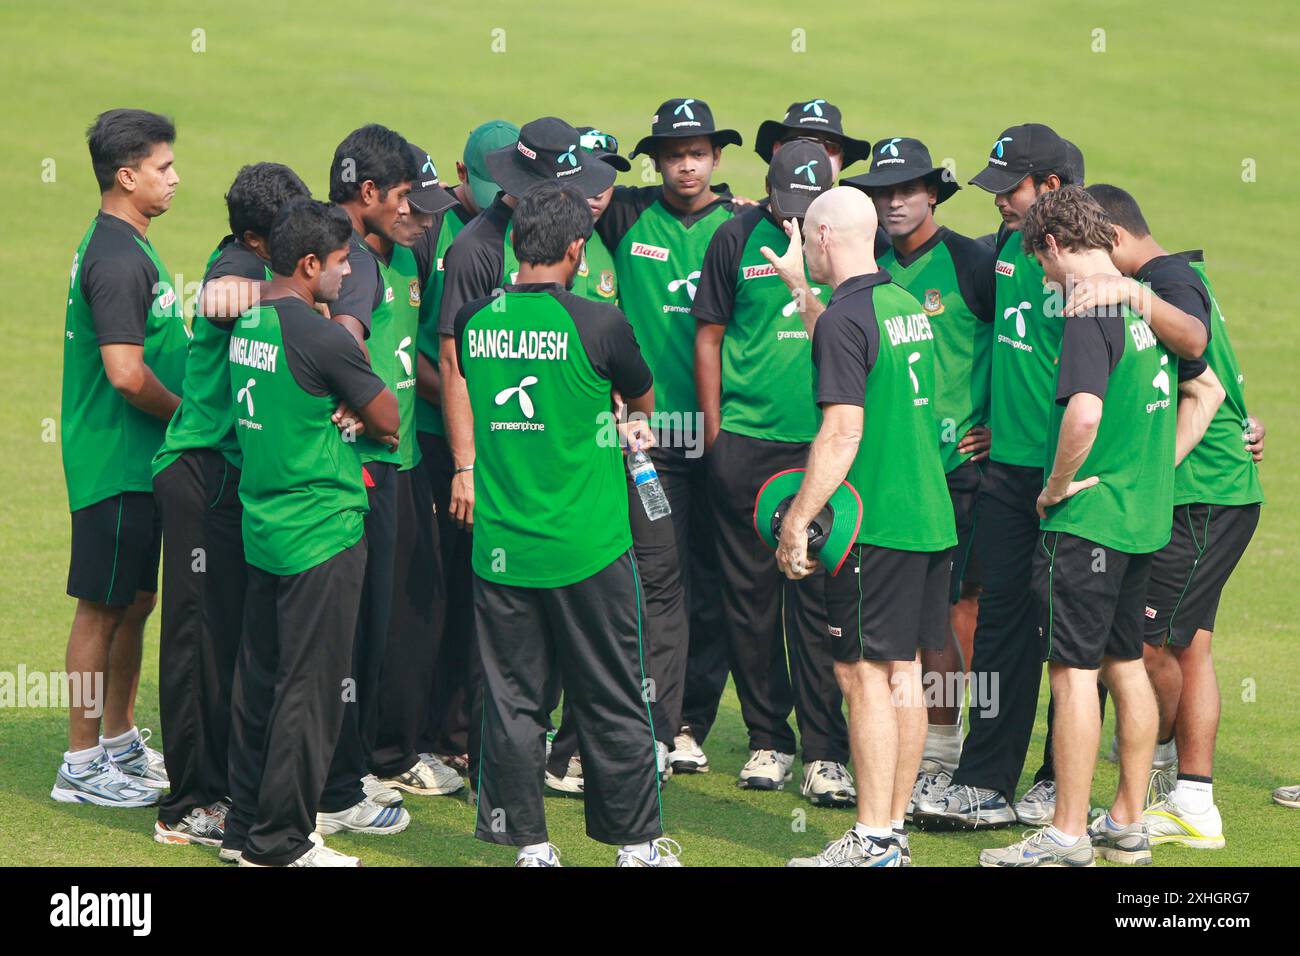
[668,271,701,300]
[237,378,257,417]
[907,352,922,393]
[802,98,826,117]
[782,287,822,317]
[993,136,1013,158]
[495,375,539,419]
[1152,354,1170,396]
[558,145,577,167]
[880,138,902,157]
[1004,300,1031,338]
[794,160,818,184]
[674,99,697,120]
[395,336,414,377]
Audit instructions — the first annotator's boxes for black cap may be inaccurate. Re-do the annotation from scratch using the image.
[405,144,458,215]
[767,140,832,219]
[631,98,742,158]
[577,126,630,172]
[968,123,1069,194]
[755,99,871,168]
[841,137,959,205]
[484,117,617,199]
[1062,139,1085,186]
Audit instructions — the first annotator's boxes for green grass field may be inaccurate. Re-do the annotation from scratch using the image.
[1,0,1297,867]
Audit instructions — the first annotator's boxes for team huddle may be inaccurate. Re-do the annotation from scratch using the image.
[54,99,1295,868]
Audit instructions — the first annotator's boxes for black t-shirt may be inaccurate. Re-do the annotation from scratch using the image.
[811,270,895,408]
[452,282,653,400]
[1134,251,1214,379]
[596,183,736,252]
[437,194,514,336]
[204,235,267,284]
[80,211,161,346]
[410,186,474,285]
[331,231,384,337]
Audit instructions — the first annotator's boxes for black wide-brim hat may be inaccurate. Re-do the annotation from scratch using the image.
[755,99,871,168]
[841,136,959,205]
[484,116,616,199]
[631,97,743,158]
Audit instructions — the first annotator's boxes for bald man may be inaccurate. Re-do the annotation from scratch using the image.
[778,189,956,867]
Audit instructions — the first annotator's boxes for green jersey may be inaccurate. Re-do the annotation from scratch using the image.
[229,297,385,575]
[154,237,271,476]
[601,190,733,424]
[991,228,1064,468]
[812,272,957,552]
[62,212,189,511]
[571,230,619,304]
[1042,307,1176,553]
[692,205,820,443]
[879,227,995,472]
[453,283,653,587]
[377,244,422,471]
[415,203,472,436]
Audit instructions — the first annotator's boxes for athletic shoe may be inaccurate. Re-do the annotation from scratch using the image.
[655,740,673,783]
[801,760,856,807]
[895,830,912,867]
[906,759,951,820]
[429,752,469,774]
[241,837,361,868]
[418,751,466,785]
[515,844,562,867]
[316,797,411,836]
[738,749,795,791]
[1273,785,1300,809]
[51,755,160,808]
[222,831,320,865]
[544,756,584,797]
[1087,814,1152,865]
[1014,779,1057,825]
[108,729,169,789]
[154,801,227,846]
[979,828,1095,867]
[361,773,404,808]
[616,837,683,867]
[381,757,464,796]
[1143,798,1225,849]
[787,829,901,867]
[669,728,709,774]
[1145,766,1177,808]
[912,784,1017,831]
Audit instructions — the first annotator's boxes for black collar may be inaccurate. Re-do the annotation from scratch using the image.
[889,226,948,269]
[828,269,892,304]
[503,281,563,293]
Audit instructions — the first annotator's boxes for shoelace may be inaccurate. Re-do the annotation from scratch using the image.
[815,762,852,784]
[650,837,682,861]
[520,843,561,864]
[1023,780,1055,805]
[957,785,987,825]
[819,829,868,862]
[749,749,779,768]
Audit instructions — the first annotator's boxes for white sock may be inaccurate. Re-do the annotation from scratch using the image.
[1153,737,1178,768]
[100,726,139,755]
[890,819,905,832]
[1045,824,1082,845]
[853,822,892,840]
[620,841,653,860]
[64,745,104,775]
[1173,778,1213,814]
[922,722,962,772]
[519,842,552,859]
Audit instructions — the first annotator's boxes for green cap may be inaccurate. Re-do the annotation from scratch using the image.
[464,119,520,210]
[753,469,862,576]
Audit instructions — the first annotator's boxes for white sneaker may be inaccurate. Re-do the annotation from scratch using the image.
[656,740,673,782]
[107,729,169,789]
[1143,797,1225,849]
[787,829,901,867]
[544,755,584,796]
[51,754,159,808]
[616,837,683,867]
[906,759,951,820]
[154,801,227,846]
[1145,766,1177,808]
[738,749,795,791]
[515,843,562,867]
[381,756,464,796]
[362,773,404,807]
[801,760,856,807]
[315,797,411,836]
[1274,784,1300,809]
[669,728,709,774]
[241,836,361,867]
[1014,779,1057,826]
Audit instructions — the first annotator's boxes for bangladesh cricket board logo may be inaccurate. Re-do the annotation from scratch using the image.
[597,269,616,298]
[923,289,944,316]
[408,279,421,306]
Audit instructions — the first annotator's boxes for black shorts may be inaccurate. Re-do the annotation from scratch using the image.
[67,492,162,607]
[1143,503,1260,648]
[1034,531,1152,670]
[946,460,983,603]
[825,544,950,663]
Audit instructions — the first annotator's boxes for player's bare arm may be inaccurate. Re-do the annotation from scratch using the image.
[99,342,180,421]
[1174,364,1226,466]
[1037,391,1103,518]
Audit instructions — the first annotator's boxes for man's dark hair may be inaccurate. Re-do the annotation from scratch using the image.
[1029,168,1070,189]
[1021,184,1115,255]
[512,183,594,266]
[86,109,176,193]
[226,163,311,240]
[328,124,419,203]
[1086,184,1151,238]
[268,198,352,277]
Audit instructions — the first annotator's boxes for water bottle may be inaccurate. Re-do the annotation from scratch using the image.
[628,447,671,521]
